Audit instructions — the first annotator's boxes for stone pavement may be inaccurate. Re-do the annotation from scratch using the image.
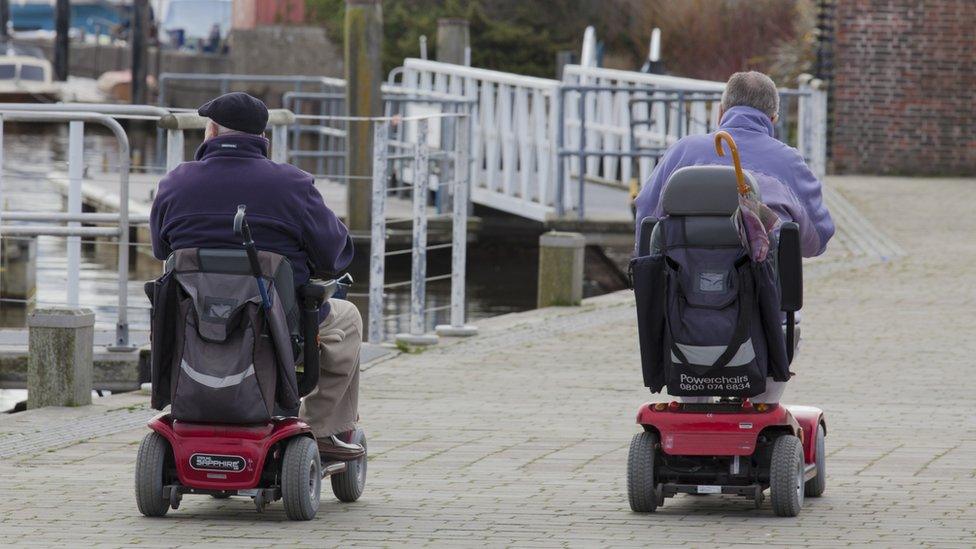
[1,176,974,547]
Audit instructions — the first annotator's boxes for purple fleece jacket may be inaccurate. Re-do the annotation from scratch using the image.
[150,133,354,317]
[634,106,835,257]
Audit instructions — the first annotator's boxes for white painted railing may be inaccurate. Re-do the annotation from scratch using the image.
[560,64,828,192]
[396,58,561,221]
[394,59,828,221]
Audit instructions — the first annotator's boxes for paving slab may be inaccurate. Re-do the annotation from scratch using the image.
[0,176,974,546]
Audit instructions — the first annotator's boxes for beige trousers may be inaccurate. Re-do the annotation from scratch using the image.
[299,298,361,438]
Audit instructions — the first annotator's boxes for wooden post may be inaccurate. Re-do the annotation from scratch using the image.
[344,0,383,234]
[131,0,149,104]
[0,0,10,39]
[537,231,585,308]
[27,308,95,408]
[53,0,69,81]
[436,18,469,65]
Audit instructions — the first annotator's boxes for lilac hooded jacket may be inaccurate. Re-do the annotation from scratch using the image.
[634,106,834,257]
[150,133,354,318]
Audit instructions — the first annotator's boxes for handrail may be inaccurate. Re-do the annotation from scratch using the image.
[562,64,726,91]
[158,72,347,89]
[402,58,560,89]
[0,110,133,350]
[0,102,174,117]
[157,109,296,130]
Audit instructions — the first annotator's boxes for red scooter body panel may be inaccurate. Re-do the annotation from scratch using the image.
[785,405,825,465]
[636,402,802,457]
[148,413,313,490]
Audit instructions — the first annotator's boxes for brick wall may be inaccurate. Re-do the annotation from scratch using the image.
[829,0,976,175]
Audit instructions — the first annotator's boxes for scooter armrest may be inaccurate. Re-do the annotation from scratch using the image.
[298,280,337,308]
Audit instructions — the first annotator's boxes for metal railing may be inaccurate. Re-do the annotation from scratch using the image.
[366,113,475,344]
[0,110,135,349]
[554,73,829,219]
[282,87,476,185]
[0,105,295,349]
[392,59,829,222]
[393,59,561,222]
[156,72,345,167]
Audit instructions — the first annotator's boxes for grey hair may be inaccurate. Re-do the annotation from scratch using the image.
[215,123,247,136]
[721,71,780,118]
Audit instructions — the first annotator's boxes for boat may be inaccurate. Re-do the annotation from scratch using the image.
[0,41,62,102]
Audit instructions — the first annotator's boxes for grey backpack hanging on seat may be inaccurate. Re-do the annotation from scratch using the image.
[149,248,300,424]
[631,166,791,398]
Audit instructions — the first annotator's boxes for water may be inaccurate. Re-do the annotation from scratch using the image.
[0,125,548,412]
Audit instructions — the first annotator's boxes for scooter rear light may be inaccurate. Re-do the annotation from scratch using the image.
[653,403,667,412]
[755,403,769,412]
[668,401,680,411]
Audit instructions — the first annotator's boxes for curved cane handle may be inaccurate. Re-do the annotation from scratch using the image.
[714,131,749,195]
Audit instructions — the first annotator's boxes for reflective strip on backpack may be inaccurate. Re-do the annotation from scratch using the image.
[180,359,255,389]
[671,339,756,367]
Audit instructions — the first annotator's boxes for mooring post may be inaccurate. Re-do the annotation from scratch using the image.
[53,0,69,81]
[537,231,585,308]
[27,308,96,408]
[131,0,149,104]
[344,0,383,234]
[0,0,10,39]
[436,18,469,65]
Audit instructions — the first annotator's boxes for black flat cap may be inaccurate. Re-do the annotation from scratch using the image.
[198,92,269,135]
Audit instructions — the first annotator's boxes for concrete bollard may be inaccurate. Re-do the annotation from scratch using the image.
[537,231,585,308]
[27,307,95,408]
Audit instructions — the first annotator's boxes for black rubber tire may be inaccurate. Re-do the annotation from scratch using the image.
[135,432,171,517]
[331,428,367,503]
[805,424,826,497]
[281,436,322,521]
[627,431,659,512]
[770,434,804,517]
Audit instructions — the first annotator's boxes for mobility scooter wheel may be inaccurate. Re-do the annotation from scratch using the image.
[135,432,172,517]
[805,424,826,497]
[627,431,659,512]
[331,428,367,502]
[770,434,804,517]
[281,436,322,521]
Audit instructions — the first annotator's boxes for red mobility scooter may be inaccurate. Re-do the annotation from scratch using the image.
[135,207,365,520]
[627,164,825,517]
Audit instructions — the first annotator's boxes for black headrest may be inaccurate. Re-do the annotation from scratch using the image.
[662,166,759,216]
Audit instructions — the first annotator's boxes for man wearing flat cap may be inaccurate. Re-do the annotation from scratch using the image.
[150,92,364,461]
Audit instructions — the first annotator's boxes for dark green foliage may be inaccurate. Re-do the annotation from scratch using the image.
[305,0,605,77]
[305,0,813,82]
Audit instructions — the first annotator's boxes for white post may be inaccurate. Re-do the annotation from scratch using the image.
[396,119,438,346]
[437,114,476,337]
[165,128,183,172]
[367,120,388,343]
[812,78,828,182]
[797,74,813,169]
[649,28,661,62]
[271,123,288,163]
[66,120,83,307]
[0,114,4,243]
